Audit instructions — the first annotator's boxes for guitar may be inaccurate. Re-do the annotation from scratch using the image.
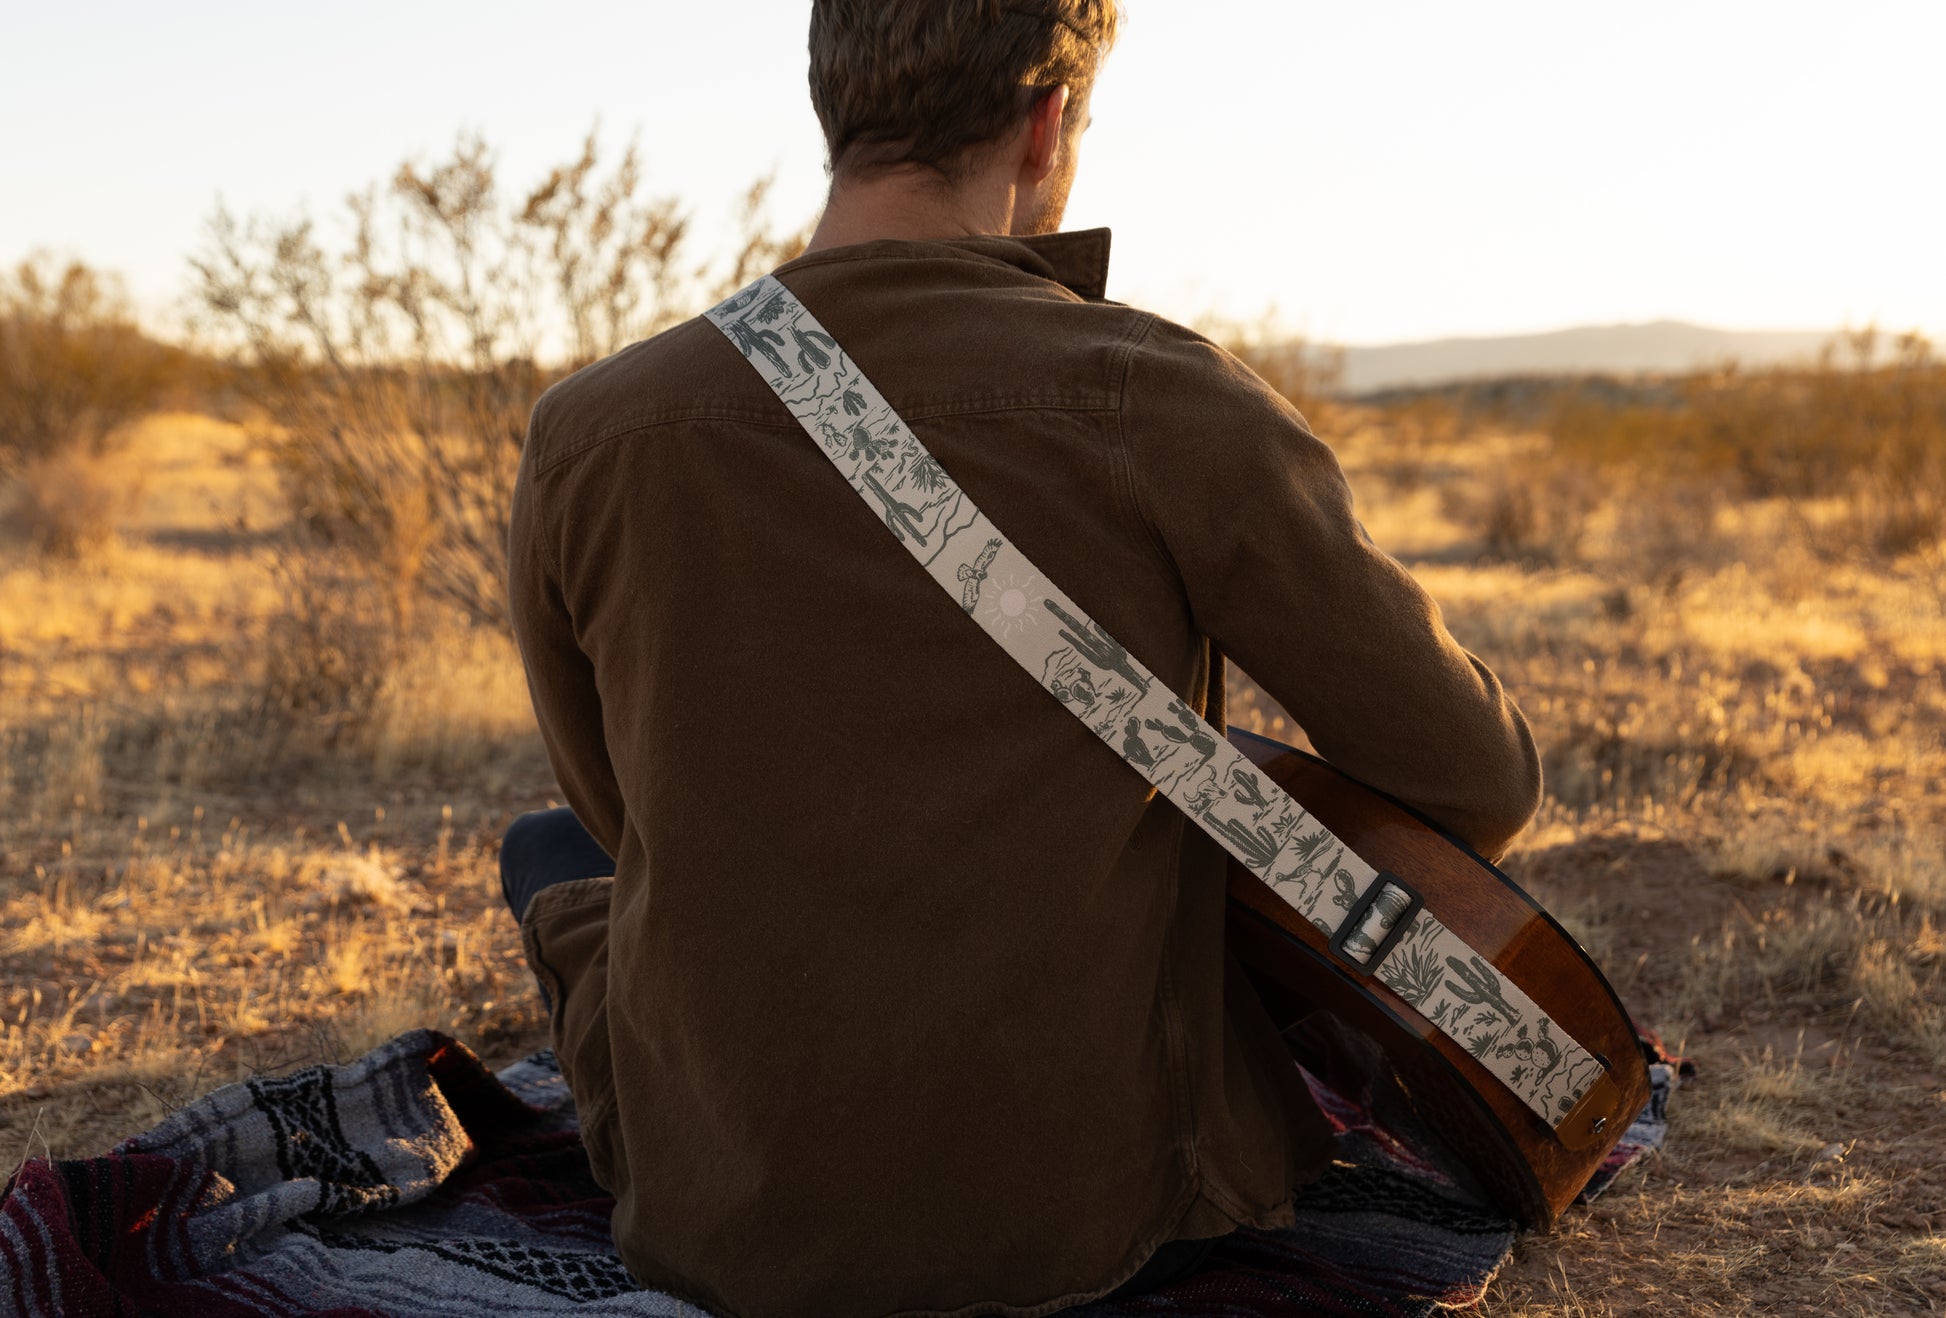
[1223,727,1651,1227]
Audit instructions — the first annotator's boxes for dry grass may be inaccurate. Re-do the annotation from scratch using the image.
[4,397,1944,1313]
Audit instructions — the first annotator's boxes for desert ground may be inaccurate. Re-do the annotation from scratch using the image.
[3,399,1943,1314]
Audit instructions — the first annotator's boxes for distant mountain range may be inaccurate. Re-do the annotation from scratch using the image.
[1318,321,1835,395]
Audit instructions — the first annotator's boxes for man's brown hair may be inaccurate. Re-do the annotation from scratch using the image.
[808,0,1122,188]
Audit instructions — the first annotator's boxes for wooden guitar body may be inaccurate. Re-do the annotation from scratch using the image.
[1224,728,1651,1228]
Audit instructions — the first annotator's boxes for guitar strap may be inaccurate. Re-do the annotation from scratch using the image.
[706,274,1604,1130]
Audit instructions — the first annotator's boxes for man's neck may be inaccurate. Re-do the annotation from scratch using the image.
[802,169,1020,254]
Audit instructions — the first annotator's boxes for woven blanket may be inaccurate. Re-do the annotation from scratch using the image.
[1,1030,1684,1317]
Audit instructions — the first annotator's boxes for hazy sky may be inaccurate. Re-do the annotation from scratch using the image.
[4,0,1941,346]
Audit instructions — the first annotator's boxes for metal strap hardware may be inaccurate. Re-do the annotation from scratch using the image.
[1327,872,1423,975]
[706,273,1604,1130]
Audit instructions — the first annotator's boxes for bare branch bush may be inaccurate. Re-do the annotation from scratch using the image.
[186,124,810,725]
[1196,308,1345,433]
[0,252,180,471]
[0,254,184,556]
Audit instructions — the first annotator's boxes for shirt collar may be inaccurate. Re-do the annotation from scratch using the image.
[772,226,1114,301]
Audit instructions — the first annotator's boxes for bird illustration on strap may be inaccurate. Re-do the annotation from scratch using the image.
[957,539,1002,612]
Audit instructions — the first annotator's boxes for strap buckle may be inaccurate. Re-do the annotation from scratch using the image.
[1327,871,1423,976]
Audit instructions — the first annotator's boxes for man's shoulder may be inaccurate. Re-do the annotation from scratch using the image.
[1116,311,1318,438]
[526,314,778,470]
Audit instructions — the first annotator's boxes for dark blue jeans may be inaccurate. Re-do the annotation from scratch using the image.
[495,806,1226,1299]
[498,807,614,1011]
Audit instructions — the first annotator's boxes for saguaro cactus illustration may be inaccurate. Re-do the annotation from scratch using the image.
[1208,815,1283,870]
[1444,954,1522,1029]
[1043,599,1151,697]
[1230,765,1269,815]
[860,470,927,545]
[791,324,837,373]
[726,316,791,377]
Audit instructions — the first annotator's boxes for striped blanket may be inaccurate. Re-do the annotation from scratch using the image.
[1,1030,1682,1316]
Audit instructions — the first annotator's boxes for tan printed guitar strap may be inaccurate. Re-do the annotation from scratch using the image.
[706,273,1604,1130]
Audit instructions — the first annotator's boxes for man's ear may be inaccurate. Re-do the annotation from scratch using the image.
[1023,84,1071,183]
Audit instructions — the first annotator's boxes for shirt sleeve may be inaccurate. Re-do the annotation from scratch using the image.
[1116,315,1543,861]
[506,395,628,859]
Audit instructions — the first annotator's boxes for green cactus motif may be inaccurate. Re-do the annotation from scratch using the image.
[1042,599,1151,697]
[841,389,868,416]
[859,470,927,545]
[1443,954,1522,1029]
[1209,815,1283,870]
[751,291,791,323]
[726,317,791,377]
[1229,766,1269,814]
[791,325,836,373]
[1142,715,1216,759]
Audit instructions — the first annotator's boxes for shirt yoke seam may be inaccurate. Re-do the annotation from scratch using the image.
[536,396,1128,475]
[1112,314,1179,575]
[527,394,569,587]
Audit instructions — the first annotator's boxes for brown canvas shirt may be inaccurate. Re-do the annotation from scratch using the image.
[506,226,1543,1318]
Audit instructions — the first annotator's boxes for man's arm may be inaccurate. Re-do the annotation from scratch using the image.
[1117,315,1542,862]
[507,395,628,859]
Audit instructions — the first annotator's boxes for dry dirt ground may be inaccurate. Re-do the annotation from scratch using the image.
[3,411,1943,1314]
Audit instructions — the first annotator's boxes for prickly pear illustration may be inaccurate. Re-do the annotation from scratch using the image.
[1495,1018,1564,1079]
[1143,715,1216,759]
[847,420,894,465]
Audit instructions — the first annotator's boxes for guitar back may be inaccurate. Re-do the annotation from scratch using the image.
[1224,729,1651,1227]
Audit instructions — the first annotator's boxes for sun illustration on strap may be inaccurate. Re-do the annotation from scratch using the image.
[982,571,1043,637]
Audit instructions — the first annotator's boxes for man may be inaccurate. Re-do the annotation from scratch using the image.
[503,2,1543,1314]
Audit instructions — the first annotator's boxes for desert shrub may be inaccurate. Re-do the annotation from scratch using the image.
[257,547,401,744]
[1368,330,1946,570]
[1474,453,1605,566]
[0,253,182,476]
[1,446,146,558]
[190,125,810,633]
[1198,309,1344,433]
